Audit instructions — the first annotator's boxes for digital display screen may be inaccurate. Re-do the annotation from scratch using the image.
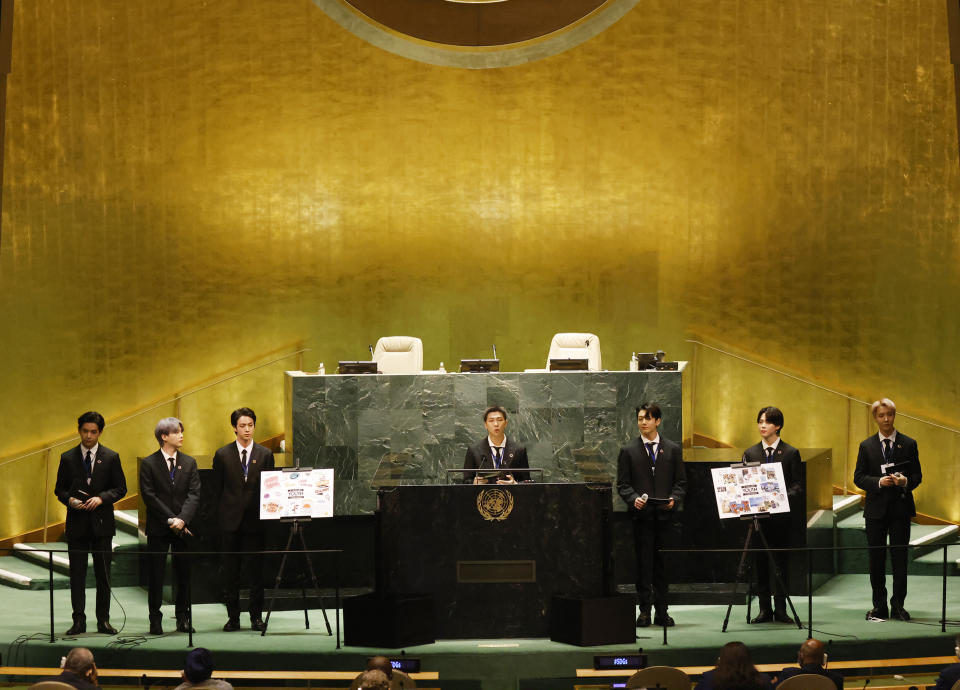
[593,654,646,670]
[384,658,420,673]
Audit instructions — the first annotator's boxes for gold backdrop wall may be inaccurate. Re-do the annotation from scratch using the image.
[1,0,958,537]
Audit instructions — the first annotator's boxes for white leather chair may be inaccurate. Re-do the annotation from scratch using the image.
[546,332,602,371]
[372,336,423,374]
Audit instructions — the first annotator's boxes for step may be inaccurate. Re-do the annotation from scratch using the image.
[0,556,75,590]
[910,544,960,576]
[13,542,71,573]
[115,509,140,536]
[832,494,863,521]
[835,515,954,574]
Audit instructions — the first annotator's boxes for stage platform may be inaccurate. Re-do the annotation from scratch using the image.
[0,574,957,690]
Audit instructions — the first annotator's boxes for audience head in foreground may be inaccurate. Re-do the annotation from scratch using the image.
[695,641,772,690]
[175,648,234,690]
[356,669,390,690]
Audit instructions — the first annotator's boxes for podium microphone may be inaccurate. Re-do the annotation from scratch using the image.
[368,344,374,358]
[492,344,498,360]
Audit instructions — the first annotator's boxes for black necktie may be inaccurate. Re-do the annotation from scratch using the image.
[84,451,93,479]
[646,442,657,464]
[241,449,249,479]
[883,439,892,461]
[766,447,774,461]
[167,457,176,482]
[493,447,502,469]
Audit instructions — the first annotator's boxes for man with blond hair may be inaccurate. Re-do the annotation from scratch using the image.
[853,398,922,621]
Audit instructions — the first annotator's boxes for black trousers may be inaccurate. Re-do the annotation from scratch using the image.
[864,514,911,611]
[220,529,266,620]
[754,517,791,614]
[146,533,191,623]
[67,536,113,623]
[632,517,675,612]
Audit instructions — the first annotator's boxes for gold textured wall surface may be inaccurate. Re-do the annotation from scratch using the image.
[1,0,959,536]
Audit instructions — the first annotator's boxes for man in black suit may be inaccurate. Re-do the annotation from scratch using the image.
[933,634,960,690]
[139,417,201,635]
[54,411,127,635]
[854,398,922,621]
[211,407,275,632]
[462,405,530,484]
[773,638,843,690]
[616,403,686,627]
[743,406,802,624]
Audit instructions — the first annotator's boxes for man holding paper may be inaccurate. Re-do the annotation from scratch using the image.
[854,398,922,621]
[616,403,686,627]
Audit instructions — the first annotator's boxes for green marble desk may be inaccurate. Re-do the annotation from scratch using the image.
[285,367,688,515]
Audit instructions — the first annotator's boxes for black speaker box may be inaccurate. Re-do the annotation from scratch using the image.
[549,595,635,646]
[343,592,435,648]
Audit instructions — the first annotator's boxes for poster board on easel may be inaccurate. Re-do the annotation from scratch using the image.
[259,468,334,520]
[710,462,789,520]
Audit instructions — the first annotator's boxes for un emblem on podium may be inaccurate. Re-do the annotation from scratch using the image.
[477,488,514,521]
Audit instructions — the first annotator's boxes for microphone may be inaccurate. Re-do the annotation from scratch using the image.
[492,344,498,360]
[861,678,870,690]
[368,344,374,358]
[640,493,648,502]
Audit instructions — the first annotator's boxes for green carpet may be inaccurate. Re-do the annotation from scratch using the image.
[0,575,957,690]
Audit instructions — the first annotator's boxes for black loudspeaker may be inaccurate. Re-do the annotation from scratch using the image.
[343,593,435,648]
[549,595,635,646]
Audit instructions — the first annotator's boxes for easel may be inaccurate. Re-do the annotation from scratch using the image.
[261,466,333,639]
[721,462,802,632]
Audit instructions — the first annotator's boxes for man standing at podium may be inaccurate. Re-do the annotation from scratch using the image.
[616,403,686,627]
[211,407,275,632]
[743,406,801,624]
[463,405,529,484]
[854,398,922,621]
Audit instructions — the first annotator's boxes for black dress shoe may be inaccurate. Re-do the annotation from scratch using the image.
[750,610,773,624]
[223,618,241,632]
[636,612,651,627]
[250,617,266,632]
[65,621,86,635]
[653,613,675,627]
[890,607,911,621]
[773,611,794,624]
[149,621,163,635]
[97,621,118,635]
[176,620,196,633]
[866,608,889,620]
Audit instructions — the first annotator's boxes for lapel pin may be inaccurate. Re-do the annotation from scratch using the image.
[96,459,102,464]
[508,453,514,459]
[252,460,257,464]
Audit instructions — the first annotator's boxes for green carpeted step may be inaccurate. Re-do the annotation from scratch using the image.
[115,509,140,537]
[13,542,71,574]
[0,555,71,590]
[836,514,956,574]
[832,493,863,521]
[909,544,960,576]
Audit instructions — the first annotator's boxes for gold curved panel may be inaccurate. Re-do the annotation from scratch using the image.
[1,0,959,537]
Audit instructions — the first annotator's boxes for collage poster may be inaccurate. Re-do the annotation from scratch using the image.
[710,462,789,519]
[259,468,335,520]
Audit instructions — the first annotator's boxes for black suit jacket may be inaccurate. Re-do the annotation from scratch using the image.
[139,450,201,537]
[616,436,686,519]
[463,436,530,483]
[853,432,921,520]
[934,661,960,690]
[54,444,127,539]
[743,440,803,513]
[774,664,843,690]
[211,441,275,533]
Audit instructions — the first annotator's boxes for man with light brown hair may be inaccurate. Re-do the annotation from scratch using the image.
[853,398,922,621]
